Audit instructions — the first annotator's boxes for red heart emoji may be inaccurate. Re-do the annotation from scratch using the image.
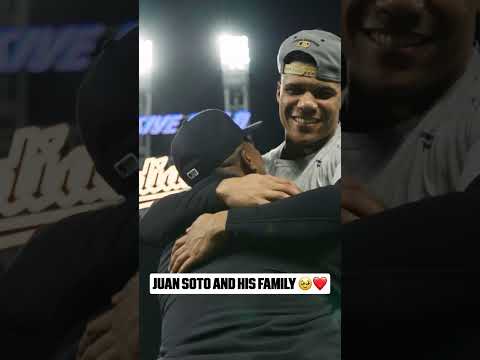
[313,277,327,290]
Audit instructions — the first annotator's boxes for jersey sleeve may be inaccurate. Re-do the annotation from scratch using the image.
[140,177,226,248]
[226,185,340,251]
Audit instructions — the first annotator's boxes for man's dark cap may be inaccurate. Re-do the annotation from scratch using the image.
[76,26,138,196]
[171,109,261,186]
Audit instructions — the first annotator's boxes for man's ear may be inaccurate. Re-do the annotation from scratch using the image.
[276,80,281,103]
[240,144,256,173]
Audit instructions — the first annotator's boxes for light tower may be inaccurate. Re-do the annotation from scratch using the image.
[218,34,250,113]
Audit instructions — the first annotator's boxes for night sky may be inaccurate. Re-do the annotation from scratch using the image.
[140,0,340,153]
[2,1,340,156]
[9,1,137,147]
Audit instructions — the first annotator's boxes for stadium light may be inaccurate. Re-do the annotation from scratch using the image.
[218,34,250,72]
[140,37,153,76]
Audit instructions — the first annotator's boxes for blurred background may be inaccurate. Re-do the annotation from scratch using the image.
[0,0,136,270]
[0,0,340,279]
[139,0,340,160]
[0,1,136,149]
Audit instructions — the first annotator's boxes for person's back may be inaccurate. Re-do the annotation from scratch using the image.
[157,229,339,360]
[145,110,340,359]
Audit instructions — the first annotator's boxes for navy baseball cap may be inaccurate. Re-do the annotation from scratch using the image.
[171,109,261,186]
[77,26,138,196]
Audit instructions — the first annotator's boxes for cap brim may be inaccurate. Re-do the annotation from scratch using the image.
[243,121,263,133]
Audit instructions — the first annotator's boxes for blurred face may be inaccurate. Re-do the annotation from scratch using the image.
[277,67,341,146]
[243,141,267,175]
[342,0,480,97]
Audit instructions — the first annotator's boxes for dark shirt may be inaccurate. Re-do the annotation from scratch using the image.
[157,248,340,360]
[0,195,138,359]
[147,173,480,359]
[140,175,341,360]
[341,179,480,360]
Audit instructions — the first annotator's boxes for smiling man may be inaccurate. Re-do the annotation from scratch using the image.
[340,1,480,358]
[341,0,480,207]
[343,0,478,101]
[166,30,343,285]
[140,29,342,359]
[140,110,340,360]
[263,29,341,190]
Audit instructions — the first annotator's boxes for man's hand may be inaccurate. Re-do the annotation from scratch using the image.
[169,211,228,273]
[77,274,139,360]
[341,208,359,224]
[341,177,384,223]
[216,174,301,207]
[77,309,115,360]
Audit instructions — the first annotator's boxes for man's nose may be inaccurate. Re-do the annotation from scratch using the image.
[297,92,318,115]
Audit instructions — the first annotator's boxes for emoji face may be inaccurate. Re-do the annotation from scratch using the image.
[298,277,312,291]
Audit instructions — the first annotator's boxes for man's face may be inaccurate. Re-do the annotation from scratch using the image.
[243,141,267,175]
[343,0,480,96]
[277,67,341,146]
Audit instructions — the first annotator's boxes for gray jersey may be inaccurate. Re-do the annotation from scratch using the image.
[263,123,341,331]
[262,124,341,191]
[342,46,480,208]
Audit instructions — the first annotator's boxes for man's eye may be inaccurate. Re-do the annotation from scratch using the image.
[314,89,336,100]
[286,88,303,95]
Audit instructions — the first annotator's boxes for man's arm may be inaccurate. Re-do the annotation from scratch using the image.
[343,176,480,329]
[227,185,340,243]
[141,174,300,248]
[169,186,340,273]
[77,274,139,360]
[170,176,480,273]
[222,176,382,242]
[344,177,480,270]
[140,177,225,247]
[224,172,478,244]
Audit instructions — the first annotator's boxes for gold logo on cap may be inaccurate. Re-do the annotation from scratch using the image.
[284,63,316,78]
[296,40,311,48]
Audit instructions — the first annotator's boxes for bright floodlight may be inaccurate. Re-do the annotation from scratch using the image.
[218,34,250,72]
[140,37,153,76]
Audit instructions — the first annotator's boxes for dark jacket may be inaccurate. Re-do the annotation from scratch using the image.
[140,175,341,360]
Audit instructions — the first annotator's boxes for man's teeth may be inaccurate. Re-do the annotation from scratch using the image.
[293,117,318,125]
[368,31,427,48]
